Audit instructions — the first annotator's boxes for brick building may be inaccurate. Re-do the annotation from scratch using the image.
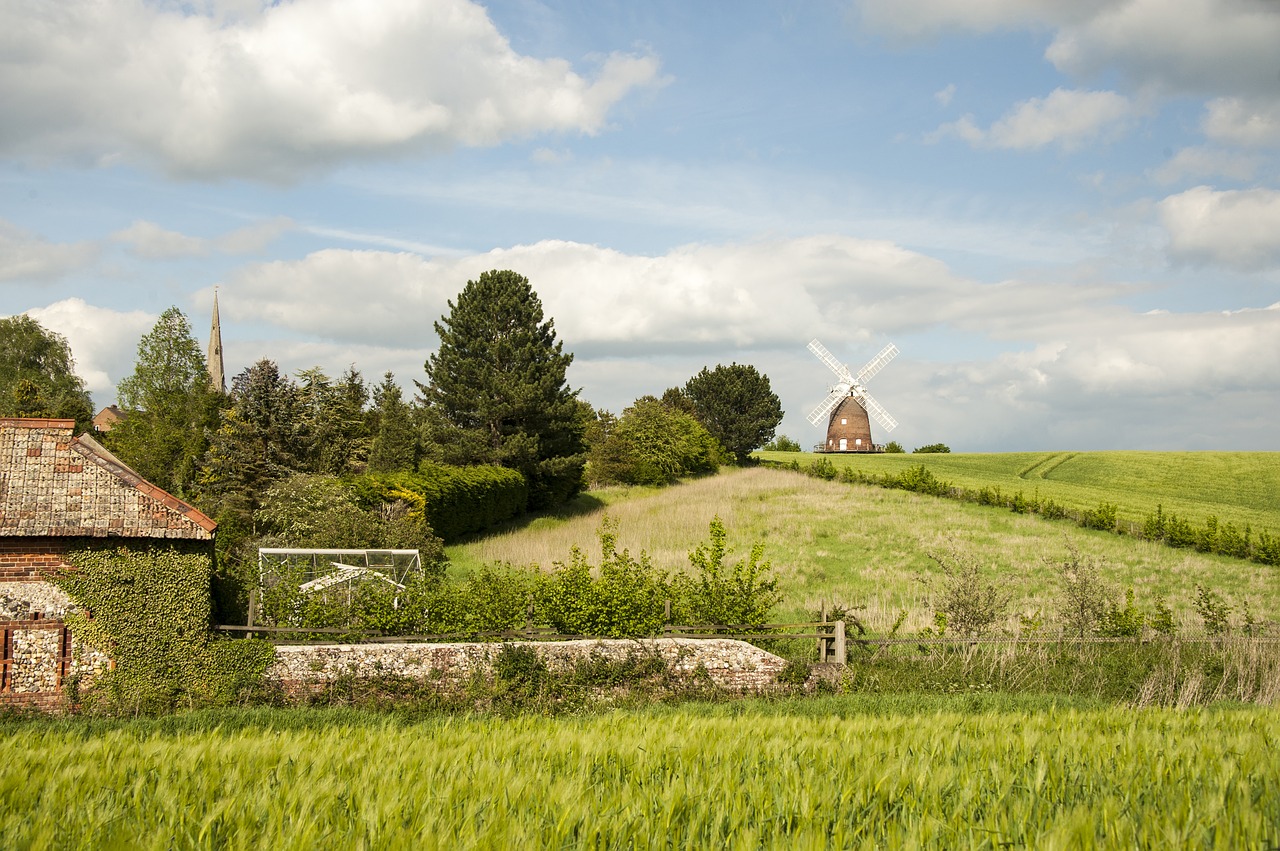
[0,418,216,708]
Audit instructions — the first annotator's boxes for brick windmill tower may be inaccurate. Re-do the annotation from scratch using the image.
[806,339,899,452]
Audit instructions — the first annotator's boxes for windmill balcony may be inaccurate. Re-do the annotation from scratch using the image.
[814,443,887,454]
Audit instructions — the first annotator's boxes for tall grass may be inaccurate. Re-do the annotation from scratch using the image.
[447,468,1279,632]
[2,702,1276,848]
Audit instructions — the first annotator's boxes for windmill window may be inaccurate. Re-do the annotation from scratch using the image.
[841,418,847,425]
[855,438,862,446]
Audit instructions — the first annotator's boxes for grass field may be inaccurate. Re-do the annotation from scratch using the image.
[2,699,1276,849]
[757,449,1280,534]
[447,467,1279,633]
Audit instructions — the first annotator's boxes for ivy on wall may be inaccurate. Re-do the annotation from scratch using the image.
[53,543,274,714]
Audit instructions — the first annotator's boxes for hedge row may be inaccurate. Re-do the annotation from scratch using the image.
[351,462,529,542]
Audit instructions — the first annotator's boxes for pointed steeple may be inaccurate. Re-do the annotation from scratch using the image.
[208,288,225,394]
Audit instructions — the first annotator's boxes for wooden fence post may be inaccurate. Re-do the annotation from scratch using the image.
[819,601,828,661]
[664,599,672,624]
[833,618,846,664]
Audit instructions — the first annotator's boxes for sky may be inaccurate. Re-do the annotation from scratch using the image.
[2,0,1278,452]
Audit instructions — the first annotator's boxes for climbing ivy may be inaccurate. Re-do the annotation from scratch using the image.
[53,543,274,714]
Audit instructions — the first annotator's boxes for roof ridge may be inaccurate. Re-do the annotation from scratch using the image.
[71,435,218,534]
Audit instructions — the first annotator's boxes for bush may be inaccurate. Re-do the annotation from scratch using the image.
[1079,502,1118,532]
[883,441,905,453]
[1051,542,1111,638]
[1194,585,1232,636]
[675,517,781,627]
[589,397,723,486]
[539,518,672,637]
[762,434,802,452]
[353,463,528,542]
[913,443,951,453]
[925,543,1011,638]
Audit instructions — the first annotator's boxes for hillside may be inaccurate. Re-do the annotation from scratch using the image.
[446,465,1279,633]
[757,450,1280,534]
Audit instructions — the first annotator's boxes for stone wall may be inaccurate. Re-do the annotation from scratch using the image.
[269,638,790,694]
[0,618,109,708]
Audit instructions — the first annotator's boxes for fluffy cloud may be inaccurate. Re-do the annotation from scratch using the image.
[1149,147,1259,185]
[1157,186,1280,271]
[210,236,1120,354]
[111,221,209,259]
[0,221,99,283]
[1202,97,1280,148]
[0,0,664,181]
[110,217,294,258]
[930,89,1132,151]
[24,299,154,398]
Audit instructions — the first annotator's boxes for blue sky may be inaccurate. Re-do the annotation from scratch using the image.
[2,0,1278,451]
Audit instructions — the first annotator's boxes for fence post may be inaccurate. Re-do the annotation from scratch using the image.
[819,600,828,661]
[833,618,846,664]
[664,599,672,624]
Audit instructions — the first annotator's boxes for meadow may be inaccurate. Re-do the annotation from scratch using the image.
[447,466,1279,633]
[756,449,1280,535]
[2,699,1277,849]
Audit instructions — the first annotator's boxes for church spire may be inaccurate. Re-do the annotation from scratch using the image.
[208,288,225,393]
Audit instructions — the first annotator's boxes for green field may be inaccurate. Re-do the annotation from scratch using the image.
[757,449,1280,534]
[2,699,1277,849]
[448,466,1279,632]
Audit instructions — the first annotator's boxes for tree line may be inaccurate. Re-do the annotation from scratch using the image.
[2,271,784,608]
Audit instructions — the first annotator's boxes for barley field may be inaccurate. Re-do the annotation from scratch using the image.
[447,467,1279,632]
[1,700,1276,849]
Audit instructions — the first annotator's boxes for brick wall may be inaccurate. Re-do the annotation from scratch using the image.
[0,537,71,582]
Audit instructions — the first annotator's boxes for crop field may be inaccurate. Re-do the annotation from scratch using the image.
[447,467,1279,632]
[1,700,1276,849]
[757,449,1280,534]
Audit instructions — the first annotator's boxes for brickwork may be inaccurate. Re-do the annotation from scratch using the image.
[0,420,214,540]
[269,638,790,695]
[0,619,108,702]
[0,418,220,709]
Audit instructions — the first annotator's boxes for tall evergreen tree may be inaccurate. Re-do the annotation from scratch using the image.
[0,314,94,431]
[202,359,306,527]
[683,362,784,465]
[295,365,369,475]
[420,269,585,508]
[368,372,417,472]
[107,307,220,495]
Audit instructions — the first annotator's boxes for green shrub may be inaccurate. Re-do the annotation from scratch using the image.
[913,443,950,453]
[675,517,782,627]
[1194,585,1232,636]
[353,463,528,542]
[883,441,905,453]
[763,434,802,452]
[925,543,1011,638]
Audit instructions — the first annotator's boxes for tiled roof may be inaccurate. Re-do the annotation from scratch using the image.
[0,419,215,539]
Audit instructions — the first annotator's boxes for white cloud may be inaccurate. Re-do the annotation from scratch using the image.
[24,299,155,398]
[856,0,1106,40]
[1149,146,1259,185]
[111,217,294,258]
[930,89,1132,151]
[210,236,1119,355]
[0,0,665,181]
[933,84,956,106]
[111,221,209,259]
[1203,97,1280,148]
[0,221,99,282]
[1158,186,1280,271]
[1044,0,1280,98]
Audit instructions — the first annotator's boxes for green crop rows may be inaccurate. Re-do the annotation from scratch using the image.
[2,700,1277,849]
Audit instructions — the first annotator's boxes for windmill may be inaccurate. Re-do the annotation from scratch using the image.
[806,339,899,453]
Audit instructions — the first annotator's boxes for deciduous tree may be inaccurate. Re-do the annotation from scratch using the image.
[0,314,93,431]
[682,362,783,465]
[107,307,220,495]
